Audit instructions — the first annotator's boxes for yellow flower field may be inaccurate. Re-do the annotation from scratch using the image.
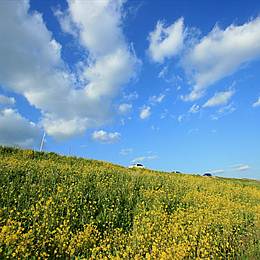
[0,146,259,259]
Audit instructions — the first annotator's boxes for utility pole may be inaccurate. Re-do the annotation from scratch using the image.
[40,132,46,152]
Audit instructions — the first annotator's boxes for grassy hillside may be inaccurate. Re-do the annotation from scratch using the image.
[0,146,259,259]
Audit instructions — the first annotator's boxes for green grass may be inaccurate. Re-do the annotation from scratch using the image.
[0,146,259,259]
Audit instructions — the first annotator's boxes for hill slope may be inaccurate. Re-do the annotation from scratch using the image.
[0,146,259,259]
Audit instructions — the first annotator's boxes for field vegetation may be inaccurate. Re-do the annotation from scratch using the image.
[0,146,259,259]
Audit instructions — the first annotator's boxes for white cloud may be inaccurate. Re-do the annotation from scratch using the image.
[252,96,260,107]
[0,95,15,106]
[92,130,120,144]
[158,66,168,79]
[210,103,236,120]
[118,103,132,114]
[42,116,90,140]
[140,106,151,119]
[189,104,200,113]
[187,128,199,134]
[131,155,158,163]
[159,67,184,87]
[54,9,78,37]
[120,148,133,155]
[208,169,225,174]
[160,108,169,119]
[148,17,185,63]
[203,90,235,108]
[0,0,139,139]
[123,91,139,101]
[231,164,250,172]
[0,108,41,148]
[149,94,165,104]
[68,0,125,57]
[182,17,260,101]
[177,114,185,123]
[151,125,160,131]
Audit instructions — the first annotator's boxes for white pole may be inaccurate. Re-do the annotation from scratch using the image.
[40,132,46,152]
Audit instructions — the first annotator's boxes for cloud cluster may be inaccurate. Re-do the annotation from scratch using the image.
[92,130,121,144]
[183,18,260,100]
[148,16,260,101]
[0,0,139,140]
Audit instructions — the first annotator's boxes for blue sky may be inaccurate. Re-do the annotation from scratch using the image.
[0,0,260,179]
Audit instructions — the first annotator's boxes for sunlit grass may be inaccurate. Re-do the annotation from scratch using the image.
[0,146,259,259]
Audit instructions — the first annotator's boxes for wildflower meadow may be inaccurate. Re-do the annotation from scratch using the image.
[0,146,259,259]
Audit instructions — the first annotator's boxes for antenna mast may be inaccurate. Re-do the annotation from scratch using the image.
[40,132,46,152]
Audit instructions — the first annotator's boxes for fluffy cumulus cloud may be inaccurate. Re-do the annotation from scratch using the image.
[203,90,234,108]
[148,18,185,63]
[149,16,260,101]
[182,17,260,101]
[0,109,41,148]
[92,130,121,144]
[0,0,139,140]
[252,97,260,107]
[0,95,15,106]
[42,116,91,140]
[139,106,151,119]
